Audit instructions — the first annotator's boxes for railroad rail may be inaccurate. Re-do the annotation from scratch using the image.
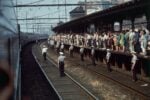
[33,43,98,100]
[21,43,59,100]
[42,42,150,100]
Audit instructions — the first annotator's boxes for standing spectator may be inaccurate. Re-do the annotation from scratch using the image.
[69,44,74,57]
[109,33,114,50]
[87,34,92,47]
[124,30,130,52]
[58,52,66,77]
[91,46,96,66]
[129,30,135,52]
[116,32,121,51]
[139,30,147,55]
[101,34,105,49]
[119,32,125,52]
[80,46,84,61]
[131,51,138,82]
[56,41,60,54]
[60,42,64,52]
[50,39,55,49]
[134,29,141,54]
[106,49,112,72]
[42,45,48,61]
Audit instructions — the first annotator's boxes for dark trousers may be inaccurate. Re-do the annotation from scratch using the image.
[70,50,73,57]
[60,48,64,52]
[107,61,112,72]
[81,53,84,61]
[91,55,96,66]
[132,65,137,81]
[43,53,46,61]
[56,48,59,54]
[59,62,65,77]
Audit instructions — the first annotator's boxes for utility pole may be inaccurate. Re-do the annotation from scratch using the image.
[65,0,67,22]
[58,0,60,22]
[26,12,28,33]
[85,0,87,15]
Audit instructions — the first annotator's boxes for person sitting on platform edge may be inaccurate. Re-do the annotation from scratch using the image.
[58,52,66,77]
[131,51,138,82]
[42,45,48,61]
[106,49,112,72]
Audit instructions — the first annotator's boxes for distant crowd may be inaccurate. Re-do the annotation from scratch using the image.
[49,27,150,56]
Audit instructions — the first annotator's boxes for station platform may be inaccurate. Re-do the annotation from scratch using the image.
[34,42,150,100]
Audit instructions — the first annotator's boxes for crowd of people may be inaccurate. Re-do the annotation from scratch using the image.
[47,27,150,81]
[49,27,150,56]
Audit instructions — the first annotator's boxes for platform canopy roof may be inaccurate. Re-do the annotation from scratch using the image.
[53,0,150,33]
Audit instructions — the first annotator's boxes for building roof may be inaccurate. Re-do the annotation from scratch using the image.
[53,0,149,32]
[70,6,85,14]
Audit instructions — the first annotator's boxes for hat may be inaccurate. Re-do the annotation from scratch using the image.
[59,52,64,55]
[43,45,46,47]
[91,46,94,48]
[107,49,110,51]
[134,28,138,32]
[131,51,136,54]
[80,45,83,48]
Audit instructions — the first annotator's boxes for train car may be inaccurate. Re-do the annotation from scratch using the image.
[0,0,20,100]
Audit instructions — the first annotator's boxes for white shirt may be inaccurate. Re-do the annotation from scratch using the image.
[106,52,111,61]
[56,41,60,48]
[87,35,91,39]
[91,48,95,55]
[42,47,48,54]
[69,45,74,50]
[50,40,54,46]
[61,44,64,49]
[80,48,84,54]
[58,55,66,62]
[131,55,137,64]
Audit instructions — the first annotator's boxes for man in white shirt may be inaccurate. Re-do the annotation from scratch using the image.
[60,42,64,52]
[69,44,74,57]
[50,39,54,49]
[42,45,48,61]
[55,41,60,54]
[131,51,138,82]
[80,46,84,61]
[91,46,96,66]
[106,49,112,72]
[58,52,66,77]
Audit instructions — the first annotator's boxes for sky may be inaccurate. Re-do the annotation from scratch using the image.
[13,0,84,33]
[13,0,125,34]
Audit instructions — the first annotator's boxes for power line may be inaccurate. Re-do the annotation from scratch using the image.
[19,23,56,24]
[14,3,117,7]
[20,0,45,5]
[14,17,67,20]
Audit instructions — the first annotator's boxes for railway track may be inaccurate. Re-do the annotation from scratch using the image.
[65,51,150,100]
[33,44,98,100]
[84,65,150,100]
[44,42,150,100]
[67,53,150,100]
[21,43,59,100]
